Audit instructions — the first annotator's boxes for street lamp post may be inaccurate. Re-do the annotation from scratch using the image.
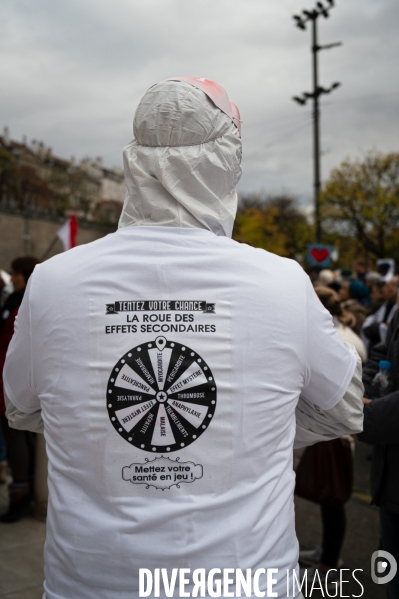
[292,0,342,243]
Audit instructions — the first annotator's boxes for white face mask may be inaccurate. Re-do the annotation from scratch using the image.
[119,80,242,237]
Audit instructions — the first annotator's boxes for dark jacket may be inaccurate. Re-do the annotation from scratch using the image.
[0,291,23,417]
[359,310,399,513]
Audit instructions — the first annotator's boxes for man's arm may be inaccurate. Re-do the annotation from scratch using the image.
[293,274,364,448]
[5,388,44,434]
[3,277,42,431]
[294,342,364,448]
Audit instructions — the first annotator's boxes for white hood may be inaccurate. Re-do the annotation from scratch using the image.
[118,80,242,237]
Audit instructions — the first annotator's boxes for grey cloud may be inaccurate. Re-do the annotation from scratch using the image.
[0,0,398,203]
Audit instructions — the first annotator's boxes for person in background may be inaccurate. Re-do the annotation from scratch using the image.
[308,266,322,286]
[316,286,366,363]
[0,274,6,308]
[0,410,6,485]
[298,286,365,589]
[365,270,382,291]
[0,256,40,522]
[0,271,10,484]
[0,270,13,308]
[340,267,353,281]
[366,280,385,316]
[361,276,399,352]
[360,309,399,599]
[327,278,342,294]
[339,280,369,335]
[353,260,368,284]
[316,269,334,287]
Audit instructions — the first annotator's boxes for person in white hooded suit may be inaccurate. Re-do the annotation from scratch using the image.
[3,78,363,599]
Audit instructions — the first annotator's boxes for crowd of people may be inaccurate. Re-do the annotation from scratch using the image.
[298,259,399,597]
[310,259,398,352]
[0,256,40,521]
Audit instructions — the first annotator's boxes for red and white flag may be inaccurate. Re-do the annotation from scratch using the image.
[56,215,78,251]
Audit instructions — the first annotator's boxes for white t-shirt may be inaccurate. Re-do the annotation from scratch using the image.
[4,226,356,599]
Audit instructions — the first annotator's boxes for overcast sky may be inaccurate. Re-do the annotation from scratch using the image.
[1,0,398,204]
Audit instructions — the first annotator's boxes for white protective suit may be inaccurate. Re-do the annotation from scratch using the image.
[4,78,363,599]
[119,80,241,237]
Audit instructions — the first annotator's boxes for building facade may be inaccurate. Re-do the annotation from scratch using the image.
[0,127,125,225]
[0,127,125,267]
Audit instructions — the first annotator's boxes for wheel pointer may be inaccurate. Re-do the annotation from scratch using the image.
[155,336,167,351]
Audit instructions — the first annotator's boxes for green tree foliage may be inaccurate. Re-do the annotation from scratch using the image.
[233,193,313,259]
[321,151,399,261]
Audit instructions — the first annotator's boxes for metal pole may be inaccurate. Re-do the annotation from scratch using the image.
[292,3,341,245]
[312,17,321,243]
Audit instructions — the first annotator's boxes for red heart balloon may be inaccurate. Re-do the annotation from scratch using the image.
[310,247,330,263]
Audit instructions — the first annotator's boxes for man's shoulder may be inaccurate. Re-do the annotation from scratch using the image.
[221,237,304,276]
[36,230,118,273]
[28,231,120,298]
[32,228,305,289]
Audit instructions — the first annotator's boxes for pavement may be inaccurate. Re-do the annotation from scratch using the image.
[0,471,45,599]
[0,443,388,598]
[295,442,386,599]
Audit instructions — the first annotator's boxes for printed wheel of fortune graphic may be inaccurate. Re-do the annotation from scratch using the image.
[107,336,217,453]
